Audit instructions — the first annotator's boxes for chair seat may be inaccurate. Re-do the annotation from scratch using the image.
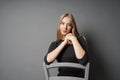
[49,76,84,80]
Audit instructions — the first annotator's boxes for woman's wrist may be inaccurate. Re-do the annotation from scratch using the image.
[62,40,67,45]
[71,36,77,42]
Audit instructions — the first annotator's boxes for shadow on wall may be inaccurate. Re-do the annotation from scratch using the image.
[79,28,108,80]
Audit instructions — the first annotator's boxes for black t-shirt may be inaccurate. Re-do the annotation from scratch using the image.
[44,36,89,78]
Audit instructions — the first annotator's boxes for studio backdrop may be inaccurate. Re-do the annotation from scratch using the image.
[0,0,120,80]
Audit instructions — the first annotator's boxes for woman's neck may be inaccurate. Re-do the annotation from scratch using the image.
[62,35,65,40]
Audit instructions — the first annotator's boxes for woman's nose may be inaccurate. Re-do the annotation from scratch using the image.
[64,24,67,29]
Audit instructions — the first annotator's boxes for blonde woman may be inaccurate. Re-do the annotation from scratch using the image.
[44,13,89,77]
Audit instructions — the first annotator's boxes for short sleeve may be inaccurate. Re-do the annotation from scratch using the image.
[44,41,57,65]
[77,36,89,65]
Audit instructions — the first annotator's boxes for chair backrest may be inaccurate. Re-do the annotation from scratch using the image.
[43,62,90,80]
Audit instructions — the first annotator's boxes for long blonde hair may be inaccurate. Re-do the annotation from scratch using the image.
[56,13,80,42]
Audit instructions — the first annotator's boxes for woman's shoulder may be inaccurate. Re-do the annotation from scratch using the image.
[78,35,87,43]
[50,41,57,45]
[48,41,58,49]
[78,35,87,44]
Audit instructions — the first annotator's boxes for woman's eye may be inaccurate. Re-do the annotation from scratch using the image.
[68,24,72,27]
[61,22,64,25]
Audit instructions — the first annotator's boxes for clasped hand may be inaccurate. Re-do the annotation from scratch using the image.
[64,33,77,44]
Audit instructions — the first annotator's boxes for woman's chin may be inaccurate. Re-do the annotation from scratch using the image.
[61,33,67,36]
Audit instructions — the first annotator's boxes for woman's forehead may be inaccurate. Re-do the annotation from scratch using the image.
[62,17,72,23]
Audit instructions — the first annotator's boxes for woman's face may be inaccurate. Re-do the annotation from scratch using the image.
[60,17,73,36]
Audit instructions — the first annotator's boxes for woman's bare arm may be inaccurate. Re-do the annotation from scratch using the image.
[46,40,67,63]
[66,33,86,59]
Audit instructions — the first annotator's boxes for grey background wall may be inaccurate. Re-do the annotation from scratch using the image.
[0,0,120,80]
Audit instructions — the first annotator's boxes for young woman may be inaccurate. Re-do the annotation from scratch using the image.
[44,13,89,78]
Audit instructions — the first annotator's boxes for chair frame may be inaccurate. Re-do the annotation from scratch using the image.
[43,62,90,80]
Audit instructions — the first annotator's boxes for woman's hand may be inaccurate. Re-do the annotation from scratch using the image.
[63,36,68,45]
[65,33,77,44]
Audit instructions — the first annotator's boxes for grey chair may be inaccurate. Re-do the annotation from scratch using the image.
[43,62,90,80]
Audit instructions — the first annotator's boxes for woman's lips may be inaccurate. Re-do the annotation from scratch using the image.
[63,30,67,32]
